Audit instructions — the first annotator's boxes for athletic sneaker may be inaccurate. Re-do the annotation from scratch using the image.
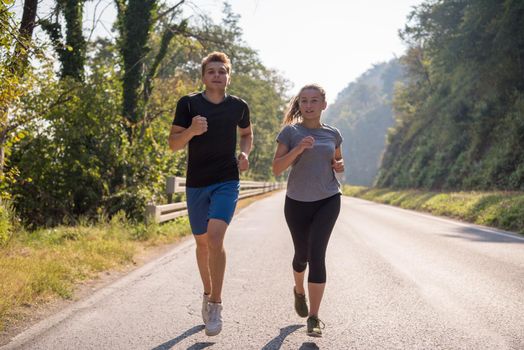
[202,294,209,324]
[306,316,325,337]
[205,302,223,336]
[294,287,308,318]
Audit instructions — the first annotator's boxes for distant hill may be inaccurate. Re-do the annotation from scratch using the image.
[324,59,403,186]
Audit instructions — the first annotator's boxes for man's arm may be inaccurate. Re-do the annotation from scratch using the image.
[237,125,253,171]
[168,116,207,152]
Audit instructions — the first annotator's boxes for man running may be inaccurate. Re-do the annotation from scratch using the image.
[168,51,253,336]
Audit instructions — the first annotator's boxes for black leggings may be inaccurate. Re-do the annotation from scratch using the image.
[284,194,341,284]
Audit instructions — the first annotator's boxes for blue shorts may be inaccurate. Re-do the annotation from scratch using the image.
[186,180,240,235]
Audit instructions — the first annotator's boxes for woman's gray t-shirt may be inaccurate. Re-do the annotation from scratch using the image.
[276,123,343,202]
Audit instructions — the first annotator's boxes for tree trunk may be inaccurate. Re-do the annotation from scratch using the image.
[19,0,38,39]
[1,0,38,175]
[12,0,38,74]
[62,0,86,80]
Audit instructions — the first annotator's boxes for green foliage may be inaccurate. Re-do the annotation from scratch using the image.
[8,63,121,226]
[376,0,524,191]
[116,0,158,126]
[323,60,403,186]
[61,0,87,80]
[40,0,87,81]
[0,0,42,199]
[7,46,186,226]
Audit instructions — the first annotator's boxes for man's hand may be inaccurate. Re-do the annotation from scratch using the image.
[188,115,208,136]
[237,152,249,172]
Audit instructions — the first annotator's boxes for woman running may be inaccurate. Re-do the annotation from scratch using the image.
[272,84,344,337]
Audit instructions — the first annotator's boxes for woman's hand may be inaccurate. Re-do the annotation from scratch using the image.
[332,158,344,173]
[297,136,315,153]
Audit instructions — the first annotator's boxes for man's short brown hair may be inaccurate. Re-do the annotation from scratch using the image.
[201,51,231,76]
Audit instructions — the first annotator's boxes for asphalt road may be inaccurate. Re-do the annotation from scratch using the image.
[3,192,524,349]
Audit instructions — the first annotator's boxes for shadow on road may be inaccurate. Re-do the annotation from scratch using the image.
[299,342,319,349]
[261,324,304,350]
[151,325,207,350]
[440,226,524,243]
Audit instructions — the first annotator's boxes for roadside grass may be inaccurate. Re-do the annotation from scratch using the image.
[0,191,280,333]
[0,211,190,332]
[342,186,524,235]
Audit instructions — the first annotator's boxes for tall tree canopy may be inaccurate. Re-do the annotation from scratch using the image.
[376,0,524,190]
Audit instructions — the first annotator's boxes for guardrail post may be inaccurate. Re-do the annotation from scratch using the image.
[175,177,183,193]
[146,204,159,223]
[166,176,176,204]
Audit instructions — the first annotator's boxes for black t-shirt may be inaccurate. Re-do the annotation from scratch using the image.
[172,92,251,187]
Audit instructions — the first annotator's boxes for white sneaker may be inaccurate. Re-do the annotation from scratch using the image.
[205,302,223,336]
[202,294,209,324]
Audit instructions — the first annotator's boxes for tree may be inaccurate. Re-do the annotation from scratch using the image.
[0,0,38,187]
[40,0,87,81]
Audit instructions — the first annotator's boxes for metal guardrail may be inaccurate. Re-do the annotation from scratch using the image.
[146,176,284,223]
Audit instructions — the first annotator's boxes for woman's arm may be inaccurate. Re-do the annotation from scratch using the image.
[332,146,344,173]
